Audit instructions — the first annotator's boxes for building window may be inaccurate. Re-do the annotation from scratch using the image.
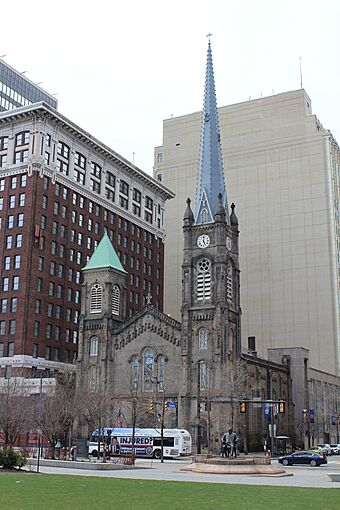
[199,361,209,390]
[90,336,99,356]
[198,328,208,349]
[1,299,7,313]
[32,343,38,358]
[4,256,10,270]
[9,320,16,335]
[158,355,165,390]
[57,141,70,159]
[131,356,139,390]
[16,234,22,248]
[19,193,25,207]
[106,171,115,188]
[14,255,20,269]
[197,258,211,301]
[8,342,14,356]
[91,161,101,178]
[145,196,153,223]
[2,277,9,291]
[12,276,19,291]
[226,262,233,304]
[143,348,154,391]
[75,151,86,169]
[11,298,17,312]
[90,179,100,193]
[90,283,102,313]
[15,131,30,147]
[112,285,120,315]
[0,321,5,335]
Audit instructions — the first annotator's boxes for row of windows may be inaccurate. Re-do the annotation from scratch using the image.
[0,319,16,335]
[2,276,20,291]
[0,131,161,225]
[0,174,27,190]
[0,341,76,362]
[0,193,26,209]
[0,82,32,108]
[0,298,17,313]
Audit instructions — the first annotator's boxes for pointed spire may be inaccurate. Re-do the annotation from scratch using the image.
[194,38,228,225]
[83,233,126,273]
[214,192,226,222]
[183,197,194,226]
[230,202,239,227]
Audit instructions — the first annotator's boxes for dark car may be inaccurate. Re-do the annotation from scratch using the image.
[278,450,327,467]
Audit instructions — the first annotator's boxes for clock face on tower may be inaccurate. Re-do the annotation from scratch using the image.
[197,234,210,248]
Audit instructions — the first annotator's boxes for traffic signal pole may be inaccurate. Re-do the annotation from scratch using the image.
[160,391,165,463]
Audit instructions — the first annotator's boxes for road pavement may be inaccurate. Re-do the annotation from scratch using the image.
[27,456,340,489]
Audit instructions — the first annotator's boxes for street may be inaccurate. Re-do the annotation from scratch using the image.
[28,456,340,489]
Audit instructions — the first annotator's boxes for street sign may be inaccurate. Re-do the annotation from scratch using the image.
[167,401,177,409]
[253,397,262,408]
[268,424,277,437]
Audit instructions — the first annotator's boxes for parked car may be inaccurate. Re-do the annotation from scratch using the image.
[278,450,327,467]
[309,444,332,455]
[330,444,340,455]
[317,444,333,455]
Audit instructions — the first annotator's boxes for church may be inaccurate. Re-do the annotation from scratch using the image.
[77,41,293,452]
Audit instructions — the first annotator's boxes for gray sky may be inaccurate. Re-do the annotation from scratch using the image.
[1,0,339,174]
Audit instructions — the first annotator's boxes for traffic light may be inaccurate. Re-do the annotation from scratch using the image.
[240,401,247,413]
[148,400,154,412]
[279,401,286,414]
[164,401,168,412]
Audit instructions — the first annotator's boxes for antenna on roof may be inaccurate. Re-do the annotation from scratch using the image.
[299,56,303,89]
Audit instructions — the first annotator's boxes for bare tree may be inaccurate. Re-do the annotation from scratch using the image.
[0,378,32,447]
[34,373,79,459]
[224,357,248,429]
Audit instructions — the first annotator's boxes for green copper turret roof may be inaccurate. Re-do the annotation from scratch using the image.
[194,39,228,225]
[83,233,126,273]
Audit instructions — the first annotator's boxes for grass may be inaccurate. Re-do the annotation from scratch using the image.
[0,472,339,510]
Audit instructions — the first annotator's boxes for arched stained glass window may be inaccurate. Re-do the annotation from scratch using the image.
[198,328,208,349]
[90,283,102,313]
[197,258,211,301]
[90,336,99,356]
[143,348,154,391]
[112,285,120,315]
[199,361,209,390]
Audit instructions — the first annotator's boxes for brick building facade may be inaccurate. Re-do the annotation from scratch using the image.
[0,103,173,379]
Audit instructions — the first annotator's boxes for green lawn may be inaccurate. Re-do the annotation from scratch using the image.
[0,472,339,510]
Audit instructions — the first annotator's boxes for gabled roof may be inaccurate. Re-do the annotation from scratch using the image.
[83,233,126,273]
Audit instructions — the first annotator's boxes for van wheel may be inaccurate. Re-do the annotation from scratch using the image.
[92,450,98,458]
[153,450,161,460]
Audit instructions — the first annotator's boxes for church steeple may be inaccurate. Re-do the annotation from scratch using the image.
[194,38,228,225]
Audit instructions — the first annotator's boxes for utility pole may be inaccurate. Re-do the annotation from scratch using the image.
[160,390,165,463]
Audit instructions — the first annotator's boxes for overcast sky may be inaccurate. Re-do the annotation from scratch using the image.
[1,0,339,174]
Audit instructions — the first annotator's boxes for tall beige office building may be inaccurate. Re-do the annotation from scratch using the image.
[154,89,340,375]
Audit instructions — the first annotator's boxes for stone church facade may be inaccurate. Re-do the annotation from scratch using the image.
[77,40,293,452]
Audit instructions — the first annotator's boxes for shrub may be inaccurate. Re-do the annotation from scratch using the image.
[0,447,27,469]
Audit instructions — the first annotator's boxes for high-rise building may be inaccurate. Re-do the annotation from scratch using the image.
[0,101,173,378]
[0,59,58,112]
[155,88,340,376]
